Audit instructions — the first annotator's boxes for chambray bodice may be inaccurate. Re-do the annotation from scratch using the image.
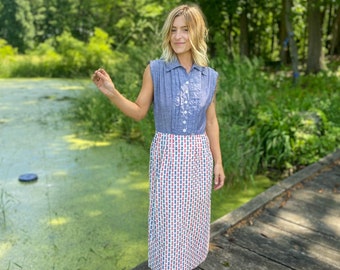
[150,59,218,135]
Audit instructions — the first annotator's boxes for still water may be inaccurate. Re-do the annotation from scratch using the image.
[0,79,272,270]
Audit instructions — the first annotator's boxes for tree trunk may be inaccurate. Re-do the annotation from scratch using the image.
[227,13,234,58]
[239,4,249,57]
[284,0,299,83]
[280,0,290,64]
[306,0,325,74]
[330,7,340,55]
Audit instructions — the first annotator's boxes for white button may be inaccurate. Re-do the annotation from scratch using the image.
[184,111,187,114]
[184,100,188,104]
[183,129,187,132]
[186,81,189,84]
[183,120,186,124]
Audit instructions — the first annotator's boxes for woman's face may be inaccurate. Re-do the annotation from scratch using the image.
[170,15,192,56]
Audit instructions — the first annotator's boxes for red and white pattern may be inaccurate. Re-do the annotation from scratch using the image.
[148,132,213,270]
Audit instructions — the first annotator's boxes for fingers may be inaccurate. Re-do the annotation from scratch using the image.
[92,68,108,82]
[214,174,225,190]
[97,68,109,76]
[91,68,116,97]
[91,70,101,82]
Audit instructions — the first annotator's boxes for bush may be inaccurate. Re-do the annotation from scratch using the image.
[0,39,18,77]
[4,28,121,78]
[213,57,269,126]
[0,39,17,57]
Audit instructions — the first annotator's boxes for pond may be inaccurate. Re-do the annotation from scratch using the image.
[0,79,273,270]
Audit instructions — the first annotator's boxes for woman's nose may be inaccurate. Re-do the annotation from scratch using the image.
[174,30,182,39]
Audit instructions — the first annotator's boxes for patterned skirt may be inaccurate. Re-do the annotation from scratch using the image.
[148,132,213,270]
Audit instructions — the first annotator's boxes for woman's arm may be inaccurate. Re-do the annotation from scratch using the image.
[92,65,154,121]
[206,96,225,190]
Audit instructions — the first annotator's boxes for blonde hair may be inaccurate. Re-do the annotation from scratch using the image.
[161,4,209,67]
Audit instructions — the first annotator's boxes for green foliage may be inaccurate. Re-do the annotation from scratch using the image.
[248,69,340,172]
[250,105,298,170]
[0,39,17,77]
[5,28,121,78]
[212,57,268,125]
[0,0,35,52]
[219,124,261,183]
[68,88,121,134]
[212,57,269,181]
[55,31,87,72]
[86,28,115,69]
[0,39,17,56]
[212,56,339,180]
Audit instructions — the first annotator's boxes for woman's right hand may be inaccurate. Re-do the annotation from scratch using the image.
[92,68,117,98]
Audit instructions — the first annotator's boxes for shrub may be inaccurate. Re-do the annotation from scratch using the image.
[0,39,17,57]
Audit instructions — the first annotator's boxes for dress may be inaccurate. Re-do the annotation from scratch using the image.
[148,59,218,270]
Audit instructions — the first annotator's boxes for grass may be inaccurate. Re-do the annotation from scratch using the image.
[211,175,273,221]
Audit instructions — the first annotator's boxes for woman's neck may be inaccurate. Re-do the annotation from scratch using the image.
[177,54,193,73]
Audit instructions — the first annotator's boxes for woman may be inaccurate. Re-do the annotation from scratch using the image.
[92,4,225,270]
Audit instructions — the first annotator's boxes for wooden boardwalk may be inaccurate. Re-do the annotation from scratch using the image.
[133,149,340,270]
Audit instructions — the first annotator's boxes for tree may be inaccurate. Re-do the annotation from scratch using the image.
[330,5,340,55]
[279,0,290,64]
[0,0,35,52]
[239,1,250,57]
[284,0,300,82]
[306,0,325,73]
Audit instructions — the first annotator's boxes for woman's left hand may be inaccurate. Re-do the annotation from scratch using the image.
[213,163,225,190]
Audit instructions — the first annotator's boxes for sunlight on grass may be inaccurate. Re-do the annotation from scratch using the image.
[59,85,86,91]
[105,188,124,197]
[53,170,68,177]
[87,210,103,217]
[115,172,146,185]
[63,134,111,150]
[80,194,101,203]
[48,217,69,226]
[129,182,149,191]
[0,241,12,258]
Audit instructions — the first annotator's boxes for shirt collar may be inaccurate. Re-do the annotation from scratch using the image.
[165,58,206,75]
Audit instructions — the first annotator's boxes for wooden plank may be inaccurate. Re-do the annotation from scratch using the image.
[284,190,340,218]
[265,195,340,237]
[303,165,340,192]
[199,242,291,270]
[257,213,340,251]
[267,187,340,219]
[290,188,340,205]
[225,219,340,270]
[304,178,340,194]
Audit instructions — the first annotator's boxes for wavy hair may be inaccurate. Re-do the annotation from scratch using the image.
[161,4,209,67]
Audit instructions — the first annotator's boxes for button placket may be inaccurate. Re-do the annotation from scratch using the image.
[179,80,190,133]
